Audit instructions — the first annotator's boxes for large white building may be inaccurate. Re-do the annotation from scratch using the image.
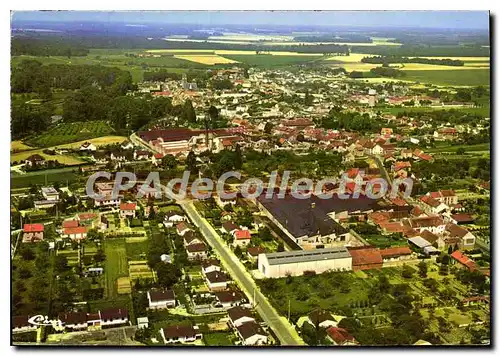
[258,247,352,278]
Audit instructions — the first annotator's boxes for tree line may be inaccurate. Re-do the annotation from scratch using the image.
[11,37,89,57]
[361,55,465,66]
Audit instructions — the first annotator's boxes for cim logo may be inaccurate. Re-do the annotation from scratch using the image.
[28,315,60,327]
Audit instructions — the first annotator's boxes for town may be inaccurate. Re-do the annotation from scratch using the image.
[11,11,491,347]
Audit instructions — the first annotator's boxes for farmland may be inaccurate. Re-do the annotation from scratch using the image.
[173,54,238,65]
[103,238,129,298]
[10,169,79,188]
[402,69,490,87]
[26,121,116,147]
[220,54,322,67]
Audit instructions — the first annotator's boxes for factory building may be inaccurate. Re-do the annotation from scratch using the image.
[257,247,352,278]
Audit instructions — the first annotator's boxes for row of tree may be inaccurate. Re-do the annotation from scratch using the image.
[361,55,465,66]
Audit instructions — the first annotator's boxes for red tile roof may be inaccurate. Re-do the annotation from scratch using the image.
[348,247,383,267]
[379,246,412,259]
[451,250,477,271]
[326,327,357,344]
[63,220,79,228]
[23,224,44,233]
[235,230,251,240]
[120,203,136,211]
[64,226,88,235]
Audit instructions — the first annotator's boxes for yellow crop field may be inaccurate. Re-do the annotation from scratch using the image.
[174,54,239,65]
[11,141,33,152]
[11,149,85,165]
[325,53,376,63]
[331,63,379,71]
[56,136,128,149]
[214,50,324,56]
[464,62,490,67]
[146,49,214,53]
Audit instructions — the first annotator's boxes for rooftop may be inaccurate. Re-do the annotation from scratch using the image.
[263,247,351,266]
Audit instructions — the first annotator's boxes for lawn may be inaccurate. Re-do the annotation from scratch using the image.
[11,140,33,152]
[425,143,490,153]
[203,332,238,346]
[125,240,149,260]
[104,239,129,298]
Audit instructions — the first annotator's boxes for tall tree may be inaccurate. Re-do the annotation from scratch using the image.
[183,99,197,124]
[234,144,243,170]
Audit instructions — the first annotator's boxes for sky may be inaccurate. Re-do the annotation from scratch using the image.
[12,11,489,30]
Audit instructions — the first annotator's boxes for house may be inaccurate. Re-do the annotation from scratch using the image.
[12,316,38,333]
[201,259,221,275]
[381,128,393,136]
[204,271,228,291]
[22,223,44,243]
[228,306,256,328]
[100,308,129,327]
[41,186,59,201]
[450,214,475,225]
[161,254,172,263]
[216,195,237,208]
[137,317,149,329]
[236,321,268,346]
[233,229,251,247]
[450,250,478,271]
[326,327,358,346]
[134,150,150,160]
[119,203,136,218]
[403,216,446,234]
[445,223,476,249]
[247,246,266,260]
[160,325,202,344]
[428,190,458,206]
[25,154,46,167]
[186,243,208,260]
[63,226,88,240]
[147,289,176,309]
[163,212,186,228]
[176,222,192,236]
[183,231,203,247]
[348,247,383,271]
[420,195,448,214]
[408,237,440,255]
[418,230,445,249]
[80,142,97,151]
[308,310,338,328]
[221,221,239,235]
[214,290,248,309]
[58,312,88,330]
[379,246,413,262]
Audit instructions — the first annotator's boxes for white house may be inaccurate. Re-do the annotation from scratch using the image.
[160,325,202,344]
[176,222,192,236]
[204,271,228,291]
[163,212,186,228]
[221,221,238,235]
[233,229,251,247]
[41,186,59,201]
[228,306,255,328]
[201,259,221,275]
[99,308,129,327]
[80,142,97,151]
[119,203,137,218]
[186,243,208,260]
[236,321,268,346]
[147,289,176,310]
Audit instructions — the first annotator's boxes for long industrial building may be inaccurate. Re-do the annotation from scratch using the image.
[257,247,352,278]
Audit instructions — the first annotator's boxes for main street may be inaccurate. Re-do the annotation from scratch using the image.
[180,200,305,346]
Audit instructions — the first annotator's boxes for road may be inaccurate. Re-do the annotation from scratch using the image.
[180,200,305,346]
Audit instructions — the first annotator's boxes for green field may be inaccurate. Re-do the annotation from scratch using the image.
[27,120,115,147]
[125,240,149,260]
[203,332,239,346]
[382,106,490,117]
[220,54,322,67]
[425,142,490,153]
[104,239,129,298]
[402,69,490,87]
[11,170,79,188]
